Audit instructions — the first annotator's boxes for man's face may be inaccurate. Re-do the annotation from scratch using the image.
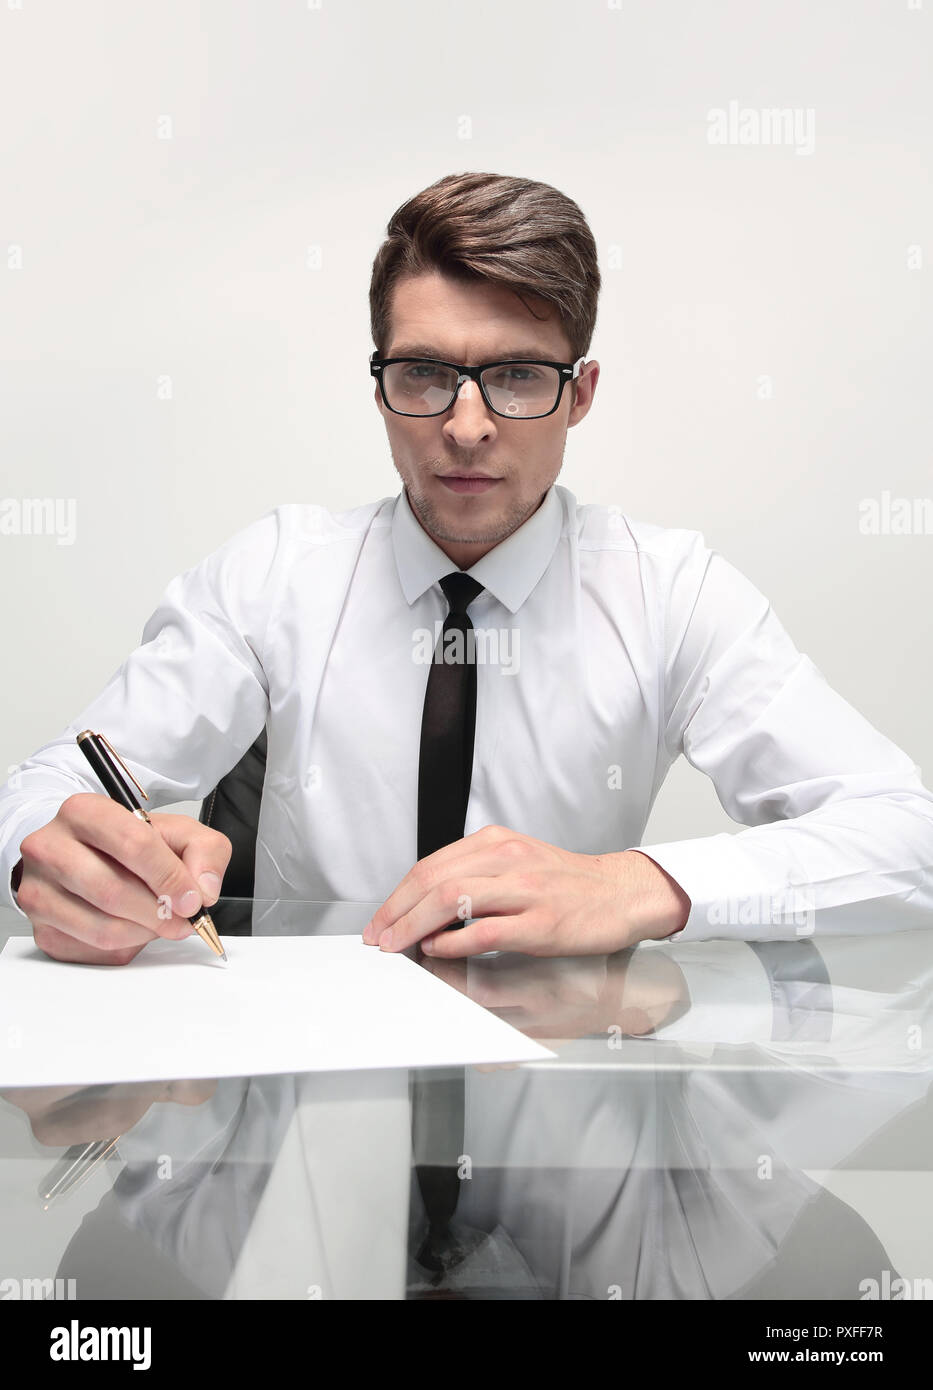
[375,270,599,568]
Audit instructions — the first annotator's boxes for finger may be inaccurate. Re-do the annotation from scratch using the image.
[421,955,523,1008]
[21,833,196,941]
[457,980,534,1011]
[0,1085,93,1128]
[52,796,211,922]
[417,956,470,992]
[417,912,539,959]
[0,1085,87,1111]
[157,1078,217,1106]
[28,1088,163,1145]
[419,956,546,1031]
[611,1004,664,1037]
[376,878,530,953]
[363,826,525,943]
[149,814,232,906]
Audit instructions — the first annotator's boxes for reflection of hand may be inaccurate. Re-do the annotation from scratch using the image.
[0,1079,217,1146]
[422,948,690,1043]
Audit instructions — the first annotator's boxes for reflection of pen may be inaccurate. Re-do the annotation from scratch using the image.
[38,1138,120,1209]
[76,730,227,963]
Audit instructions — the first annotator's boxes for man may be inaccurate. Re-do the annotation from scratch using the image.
[2,171,932,965]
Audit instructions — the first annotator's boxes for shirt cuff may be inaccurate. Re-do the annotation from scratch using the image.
[635,833,813,942]
[0,800,68,917]
[644,940,776,1041]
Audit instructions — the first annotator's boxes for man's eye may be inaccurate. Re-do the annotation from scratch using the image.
[489,366,541,384]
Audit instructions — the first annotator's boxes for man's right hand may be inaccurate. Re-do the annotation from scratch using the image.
[11,794,233,966]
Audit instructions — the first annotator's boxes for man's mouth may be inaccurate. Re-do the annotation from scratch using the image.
[437,474,501,494]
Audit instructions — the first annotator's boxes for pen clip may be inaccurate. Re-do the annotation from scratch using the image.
[95,733,150,803]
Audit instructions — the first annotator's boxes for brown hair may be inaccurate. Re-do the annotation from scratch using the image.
[369,172,601,364]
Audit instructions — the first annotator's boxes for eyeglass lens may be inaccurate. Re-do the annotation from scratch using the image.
[382,361,562,418]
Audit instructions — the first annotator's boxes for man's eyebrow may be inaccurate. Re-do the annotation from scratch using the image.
[386,343,560,362]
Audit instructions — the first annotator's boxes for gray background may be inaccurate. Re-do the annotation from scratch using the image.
[1,0,930,846]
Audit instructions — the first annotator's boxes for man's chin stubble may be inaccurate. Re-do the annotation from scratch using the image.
[405,485,539,547]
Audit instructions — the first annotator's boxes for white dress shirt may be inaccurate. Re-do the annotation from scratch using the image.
[1,483,932,939]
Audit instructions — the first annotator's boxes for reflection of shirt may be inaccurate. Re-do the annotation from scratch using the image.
[88,938,932,1299]
[2,484,931,938]
[109,1030,929,1301]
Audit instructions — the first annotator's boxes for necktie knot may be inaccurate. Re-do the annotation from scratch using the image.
[439,571,484,616]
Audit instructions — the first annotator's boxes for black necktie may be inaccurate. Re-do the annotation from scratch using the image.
[417,571,485,864]
[412,571,484,1277]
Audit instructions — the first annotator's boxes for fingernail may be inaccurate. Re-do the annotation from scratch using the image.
[198,872,222,906]
[177,889,201,916]
[379,928,393,951]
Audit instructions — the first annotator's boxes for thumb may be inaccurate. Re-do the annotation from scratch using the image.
[149,813,232,908]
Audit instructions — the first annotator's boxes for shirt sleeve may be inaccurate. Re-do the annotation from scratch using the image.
[636,534,933,941]
[0,509,286,916]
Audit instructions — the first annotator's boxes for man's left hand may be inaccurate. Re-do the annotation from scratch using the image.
[361,824,690,957]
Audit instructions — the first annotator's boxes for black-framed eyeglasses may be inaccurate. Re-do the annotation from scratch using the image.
[370,354,585,420]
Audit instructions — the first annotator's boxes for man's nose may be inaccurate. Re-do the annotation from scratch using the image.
[443,379,496,446]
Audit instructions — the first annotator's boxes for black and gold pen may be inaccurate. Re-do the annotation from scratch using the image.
[76,730,227,963]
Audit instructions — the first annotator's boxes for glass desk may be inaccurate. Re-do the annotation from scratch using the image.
[1,898,931,1306]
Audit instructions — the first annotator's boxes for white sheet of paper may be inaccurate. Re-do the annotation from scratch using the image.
[0,935,554,1085]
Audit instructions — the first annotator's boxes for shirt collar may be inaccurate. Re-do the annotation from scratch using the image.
[391,483,563,615]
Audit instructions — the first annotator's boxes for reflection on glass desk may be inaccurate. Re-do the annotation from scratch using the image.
[1,898,931,1301]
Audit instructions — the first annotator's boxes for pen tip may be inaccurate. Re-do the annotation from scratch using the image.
[220,947,228,963]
